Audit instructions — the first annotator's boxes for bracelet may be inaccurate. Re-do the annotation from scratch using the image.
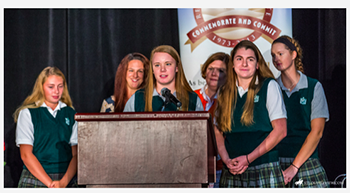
[246,155,250,165]
[291,163,299,170]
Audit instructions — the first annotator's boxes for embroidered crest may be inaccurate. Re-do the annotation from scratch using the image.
[254,95,259,103]
[65,118,70,126]
[300,97,307,105]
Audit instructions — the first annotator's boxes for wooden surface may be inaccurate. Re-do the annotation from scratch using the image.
[76,112,216,186]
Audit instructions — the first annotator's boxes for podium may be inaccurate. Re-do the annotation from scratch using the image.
[75,111,217,188]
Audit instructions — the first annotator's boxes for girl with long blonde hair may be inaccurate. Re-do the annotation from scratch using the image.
[123,45,203,112]
[215,40,287,187]
[14,67,73,122]
[14,66,78,188]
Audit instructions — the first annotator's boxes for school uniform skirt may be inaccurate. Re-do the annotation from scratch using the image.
[18,169,78,188]
[219,161,285,188]
[279,157,329,188]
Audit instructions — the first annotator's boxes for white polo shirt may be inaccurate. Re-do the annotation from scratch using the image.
[16,101,78,147]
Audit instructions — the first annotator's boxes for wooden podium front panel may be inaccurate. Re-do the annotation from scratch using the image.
[78,119,209,185]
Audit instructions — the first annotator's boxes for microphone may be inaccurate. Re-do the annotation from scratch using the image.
[161,87,182,108]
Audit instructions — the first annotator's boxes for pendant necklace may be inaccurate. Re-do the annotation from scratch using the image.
[286,83,294,92]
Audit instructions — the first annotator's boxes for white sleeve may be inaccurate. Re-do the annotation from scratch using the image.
[311,82,330,121]
[123,94,135,112]
[195,96,204,111]
[266,80,287,121]
[70,121,78,146]
[16,108,34,147]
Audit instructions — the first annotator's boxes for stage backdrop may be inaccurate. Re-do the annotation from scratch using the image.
[3,9,346,188]
[178,8,292,90]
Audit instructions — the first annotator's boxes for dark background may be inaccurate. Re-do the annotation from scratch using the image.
[3,9,346,187]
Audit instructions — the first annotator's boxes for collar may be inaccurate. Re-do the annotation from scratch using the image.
[236,77,259,97]
[200,85,218,102]
[276,71,308,93]
[41,101,66,112]
[152,88,177,100]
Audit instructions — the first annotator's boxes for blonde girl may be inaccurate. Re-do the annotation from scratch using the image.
[271,35,329,187]
[124,45,203,112]
[14,66,77,188]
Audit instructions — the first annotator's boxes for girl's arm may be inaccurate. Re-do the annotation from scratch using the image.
[248,118,287,163]
[231,118,287,174]
[294,118,326,167]
[282,118,325,184]
[282,82,328,184]
[214,125,236,170]
[51,145,78,188]
[20,144,53,187]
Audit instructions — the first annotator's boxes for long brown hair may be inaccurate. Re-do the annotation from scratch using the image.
[113,52,149,112]
[145,45,193,111]
[216,40,274,132]
[13,66,73,123]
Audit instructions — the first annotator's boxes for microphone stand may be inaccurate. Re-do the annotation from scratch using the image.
[161,95,170,112]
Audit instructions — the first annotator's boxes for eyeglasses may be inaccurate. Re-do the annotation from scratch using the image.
[207,67,227,74]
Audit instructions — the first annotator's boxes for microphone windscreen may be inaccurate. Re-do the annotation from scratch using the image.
[161,87,169,97]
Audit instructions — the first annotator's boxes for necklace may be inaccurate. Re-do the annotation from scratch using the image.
[286,83,294,92]
[282,73,300,92]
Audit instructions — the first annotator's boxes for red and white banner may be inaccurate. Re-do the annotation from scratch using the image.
[178,8,292,90]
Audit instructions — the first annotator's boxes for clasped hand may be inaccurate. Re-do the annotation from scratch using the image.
[225,155,249,175]
[282,165,298,185]
[49,180,66,188]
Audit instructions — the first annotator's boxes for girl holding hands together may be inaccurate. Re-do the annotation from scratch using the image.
[215,40,287,188]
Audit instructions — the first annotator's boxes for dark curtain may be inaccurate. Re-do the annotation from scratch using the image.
[4,9,68,187]
[66,9,180,112]
[292,9,346,185]
[4,8,346,187]
[293,9,346,186]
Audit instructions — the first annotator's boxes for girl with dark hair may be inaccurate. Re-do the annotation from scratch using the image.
[100,52,149,112]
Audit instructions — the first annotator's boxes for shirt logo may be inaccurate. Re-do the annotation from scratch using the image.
[254,95,259,103]
[65,118,70,126]
[300,97,307,105]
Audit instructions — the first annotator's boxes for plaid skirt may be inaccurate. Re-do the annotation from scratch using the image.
[280,157,329,188]
[18,169,78,188]
[219,161,285,188]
